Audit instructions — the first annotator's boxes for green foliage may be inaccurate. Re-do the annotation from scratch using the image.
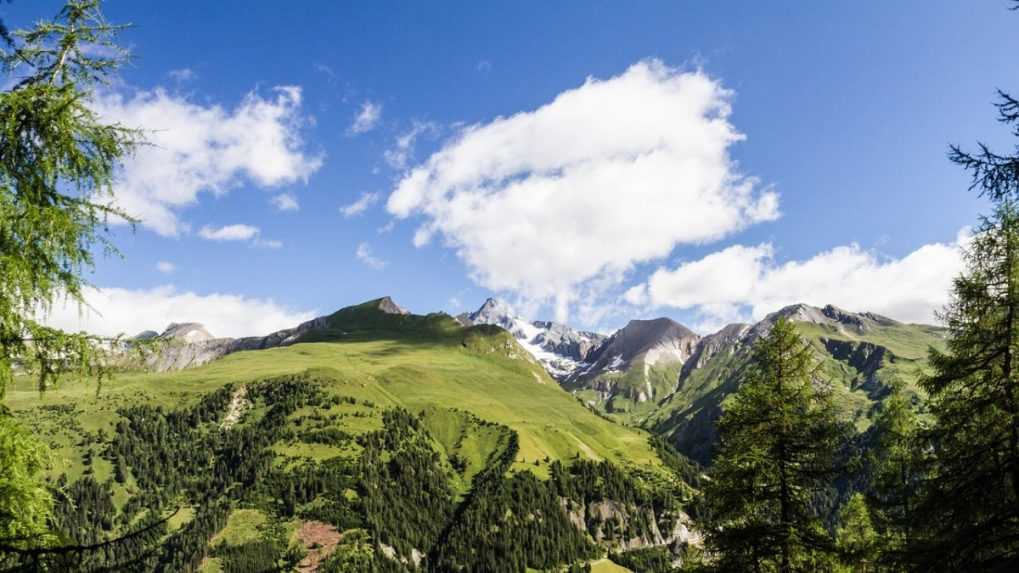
[0,0,140,397]
[705,319,846,572]
[864,381,921,563]
[609,547,677,573]
[835,494,877,571]
[906,203,1019,569]
[0,0,139,552]
[0,413,52,543]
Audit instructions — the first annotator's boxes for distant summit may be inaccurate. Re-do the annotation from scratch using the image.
[751,303,901,339]
[374,295,409,315]
[159,322,215,343]
[457,298,606,378]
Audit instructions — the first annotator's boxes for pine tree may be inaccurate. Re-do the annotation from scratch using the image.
[705,318,846,572]
[836,493,877,573]
[909,203,1019,570]
[866,380,921,567]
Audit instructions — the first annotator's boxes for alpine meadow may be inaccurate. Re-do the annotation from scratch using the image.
[3,1,1019,572]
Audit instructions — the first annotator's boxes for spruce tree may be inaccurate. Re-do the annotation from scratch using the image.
[706,318,845,573]
[866,380,921,566]
[909,202,1019,570]
[836,493,877,572]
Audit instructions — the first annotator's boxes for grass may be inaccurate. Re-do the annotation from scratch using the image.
[590,558,634,572]
[209,509,267,546]
[8,312,663,478]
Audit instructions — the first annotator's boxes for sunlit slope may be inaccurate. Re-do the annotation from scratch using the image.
[8,300,662,476]
[648,315,946,464]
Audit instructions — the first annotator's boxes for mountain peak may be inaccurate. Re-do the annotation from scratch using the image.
[762,302,899,335]
[374,296,409,315]
[160,322,214,343]
[472,297,515,319]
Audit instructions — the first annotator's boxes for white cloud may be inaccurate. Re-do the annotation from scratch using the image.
[168,68,196,82]
[643,229,969,329]
[271,192,300,211]
[350,100,382,134]
[41,285,315,338]
[384,121,437,170]
[355,242,387,270]
[387,60,777,322]
[93,86,322,235]
[340,192,380,218]
[255,238,284,249]
[198,224,260,241]
[155,261,176,274]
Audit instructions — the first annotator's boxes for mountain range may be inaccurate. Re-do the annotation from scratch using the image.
[135,295,945,465]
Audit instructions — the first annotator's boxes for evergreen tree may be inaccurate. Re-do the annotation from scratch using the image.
[0,0,138,550]
[909,202,1019,570]
[866,380,921,566]
[705,318,845,573]
[836,493,877,572]
[0,0,138,395]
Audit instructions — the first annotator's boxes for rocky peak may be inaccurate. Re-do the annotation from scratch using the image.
[531,321,607,362]
[683,323,751,375]
[375,296,409,315]
[821,304,898,330]
[600,318,699,362]
[160,322,214,343]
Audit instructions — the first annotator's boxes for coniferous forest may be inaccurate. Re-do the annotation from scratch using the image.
[2,1,1019,572]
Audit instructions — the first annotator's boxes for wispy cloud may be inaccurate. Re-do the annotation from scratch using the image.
[349,100,382,134]
[271,193,300,212]
[255,238,284,249]
[168,68,196,82]
[198,224,260,241]
[355,242,387,270]
[156,261,176,274]
[384,121,438,170]
[340,192,380,218]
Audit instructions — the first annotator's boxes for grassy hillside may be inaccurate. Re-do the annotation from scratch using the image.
[9,323,660,476]
[5,301,694,571]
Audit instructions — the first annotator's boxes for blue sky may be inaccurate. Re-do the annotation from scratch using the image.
[10,1,1019,336]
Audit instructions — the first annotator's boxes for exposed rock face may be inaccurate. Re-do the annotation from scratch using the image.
[682,323,750,377]
[375,295,410,315]
[531,320,605,362]
[143,338,236,371]
[567,318,700,403]
[160,322,214,343]
[585,318,699,370]
[560,498,701,558]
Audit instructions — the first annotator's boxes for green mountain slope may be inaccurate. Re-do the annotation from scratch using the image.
[7,299,698,571]
[644,304,946,464]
